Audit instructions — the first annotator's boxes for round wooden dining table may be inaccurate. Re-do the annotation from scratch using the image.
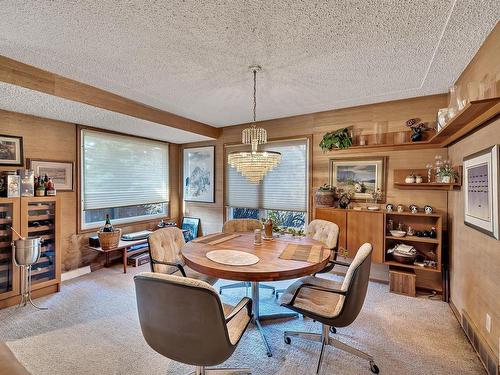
[182,231,330,357]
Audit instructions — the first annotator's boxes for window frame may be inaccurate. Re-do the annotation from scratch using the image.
[78,126,171,233]
[223,135,312,224]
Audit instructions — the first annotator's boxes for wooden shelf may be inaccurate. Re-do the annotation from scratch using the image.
[0,218,12,224]
[386,235,439,244]
[393,182,461,191]
[326,97,499,153]
[0,207,9,213]
[28,225,54,233]
[28,204,53,211]
[385,211,441,218]
[28,214,54,221]
[384,261,440,272]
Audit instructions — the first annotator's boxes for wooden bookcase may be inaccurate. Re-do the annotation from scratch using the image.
[0,196,61,309]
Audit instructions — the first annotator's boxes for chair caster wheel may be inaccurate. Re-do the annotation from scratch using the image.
[329,326,337,334]
[370,362,379,374]
[284,336,291,345]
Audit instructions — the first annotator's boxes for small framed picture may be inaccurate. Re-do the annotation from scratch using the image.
[183,146,215,203]
[182,217,201,242]
[0,134,23,166]
[28,159,74,191]
[463,145,499,239]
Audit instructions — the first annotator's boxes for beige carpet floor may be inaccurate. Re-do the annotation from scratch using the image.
[0,264,484,375]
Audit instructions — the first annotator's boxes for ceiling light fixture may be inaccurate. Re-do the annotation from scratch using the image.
[227,65,281,184]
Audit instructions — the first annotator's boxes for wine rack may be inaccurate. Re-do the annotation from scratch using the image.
[0,198,20,302]
[21,197,61,290]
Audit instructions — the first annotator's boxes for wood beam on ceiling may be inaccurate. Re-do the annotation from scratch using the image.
[0,55,221,139]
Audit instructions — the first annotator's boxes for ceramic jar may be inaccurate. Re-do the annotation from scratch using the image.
[424,205,433,214]
[415,175,423,184]
[405,175,416,184]
[397,204,404,213]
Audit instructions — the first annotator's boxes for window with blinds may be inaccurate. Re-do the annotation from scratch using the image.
[81,129,169,229]
[226,138,308,228]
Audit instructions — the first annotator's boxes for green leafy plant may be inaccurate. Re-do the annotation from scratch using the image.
[319,128,352,151]
[436,164,458,180]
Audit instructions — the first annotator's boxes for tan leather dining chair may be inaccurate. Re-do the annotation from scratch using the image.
[134,272,253,375]
[147,227,217,285]
[219,219,276,296]
[279,243,379,374]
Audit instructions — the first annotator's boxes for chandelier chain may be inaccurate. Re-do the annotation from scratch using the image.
[253,68,257,124]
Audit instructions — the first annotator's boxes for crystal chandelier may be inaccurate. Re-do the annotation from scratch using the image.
[228,66,281,183]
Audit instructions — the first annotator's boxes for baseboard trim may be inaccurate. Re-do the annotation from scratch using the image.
[449,298,461,323]
[61,266,91,282]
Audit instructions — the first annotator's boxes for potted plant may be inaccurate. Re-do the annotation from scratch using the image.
[315,184,336,206]
[337,189,354,209]
[319,128,352,151]
[436,163,458,183]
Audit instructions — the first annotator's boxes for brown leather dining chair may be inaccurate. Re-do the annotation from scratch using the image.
[147,227,218,285]
[218,219,276,295]
[279,243,379,374]
[134,272,253,374]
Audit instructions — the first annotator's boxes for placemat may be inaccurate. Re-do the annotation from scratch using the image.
[191,232,240,245]
[279,244,324,263]
[206,250,260,266]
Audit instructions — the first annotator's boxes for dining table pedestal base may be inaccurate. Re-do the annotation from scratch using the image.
[251,282,298,357]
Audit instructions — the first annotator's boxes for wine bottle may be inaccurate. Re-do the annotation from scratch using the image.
[103,214,114,232]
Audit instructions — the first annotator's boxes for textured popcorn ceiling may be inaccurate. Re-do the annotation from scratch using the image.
[0,1,499,133]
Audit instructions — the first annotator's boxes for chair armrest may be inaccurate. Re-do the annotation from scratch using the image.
[288,283,347,306]
[150,258,187,277]
[225,297,253,323]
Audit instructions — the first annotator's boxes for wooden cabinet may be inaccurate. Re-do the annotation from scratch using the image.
[346,211,384,263]
[314,208,384,263]
[0,196,61,309]
[0,198,20,302]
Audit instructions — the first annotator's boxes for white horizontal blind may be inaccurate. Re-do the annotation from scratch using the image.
[226,138,308,212]
[82,130,169,210]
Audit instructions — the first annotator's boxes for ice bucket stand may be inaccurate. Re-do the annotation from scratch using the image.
[12,237,48,310]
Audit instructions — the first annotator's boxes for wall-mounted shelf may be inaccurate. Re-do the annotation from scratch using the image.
[326,97,499,153]
[393,168,462,191]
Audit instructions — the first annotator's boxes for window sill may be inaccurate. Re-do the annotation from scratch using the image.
[78,215,173,235]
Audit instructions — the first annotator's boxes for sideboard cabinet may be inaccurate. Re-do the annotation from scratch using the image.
[315,208,384,263]
[0,196,61,309]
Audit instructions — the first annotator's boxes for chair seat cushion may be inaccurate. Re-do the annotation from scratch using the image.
[279,276,344,319]
[183,266,218,286]
[223,304,251,345]
[0,343,31,375]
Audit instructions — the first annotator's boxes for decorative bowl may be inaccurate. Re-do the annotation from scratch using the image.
[392,252,416,264]
[389,230,406,237]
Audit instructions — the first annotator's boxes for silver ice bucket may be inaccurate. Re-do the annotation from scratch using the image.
[12,237,43,266]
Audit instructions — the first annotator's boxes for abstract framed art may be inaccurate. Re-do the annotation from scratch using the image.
[329,157,386,201]
[463,145,499,239]
[0,134,23,166]
[183,146,215,203]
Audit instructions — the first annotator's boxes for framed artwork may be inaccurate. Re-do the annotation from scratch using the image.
[463,145,499,239]
[28,159,74,191]
[183,146,215,203]
[329,157,386,201]
[0,134,23,166]
[182,217,200,242]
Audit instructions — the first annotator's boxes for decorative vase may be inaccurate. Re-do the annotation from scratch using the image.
[339,196,350,209]
[411,131,423,142]
[315,187,336,206]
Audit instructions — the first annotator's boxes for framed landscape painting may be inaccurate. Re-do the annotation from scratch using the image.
[329,157,386,201]
[28,159,74,191]
[183,146,215,203]
[0,134,23,166]
[463,145,499,239]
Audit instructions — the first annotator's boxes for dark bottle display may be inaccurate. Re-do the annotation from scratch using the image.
[102,214,114,232]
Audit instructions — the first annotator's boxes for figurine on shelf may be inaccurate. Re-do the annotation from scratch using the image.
[405,118,428,142]
[426,163,434,183]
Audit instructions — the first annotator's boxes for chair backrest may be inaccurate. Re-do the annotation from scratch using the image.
[222,219,262,233]
[333,243,372,327]
[147,227,185,274]
[134,272,235,367]
[306,219,339,250]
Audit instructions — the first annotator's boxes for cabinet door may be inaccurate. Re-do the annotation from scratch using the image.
[346,211,384,263]
[315,208,347,251]
[21,197,61,290]
[0,199,20,301]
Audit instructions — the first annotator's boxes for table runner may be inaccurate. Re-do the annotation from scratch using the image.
[191,232,240,245]
[279,244,324,263]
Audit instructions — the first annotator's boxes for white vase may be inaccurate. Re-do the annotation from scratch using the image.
[441,176,451,183]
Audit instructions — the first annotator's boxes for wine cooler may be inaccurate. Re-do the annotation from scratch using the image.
[0,196,61,308]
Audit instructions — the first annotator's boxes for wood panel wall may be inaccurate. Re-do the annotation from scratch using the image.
[0,110,180,271]
[447,23,500,357]
[183,94,449,239]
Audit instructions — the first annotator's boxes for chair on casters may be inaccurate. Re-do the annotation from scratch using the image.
[279,243,379,374]
[218,219,275,296]
[275,219,340,299]
[148,227,218,285]
[135,272,253,375]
